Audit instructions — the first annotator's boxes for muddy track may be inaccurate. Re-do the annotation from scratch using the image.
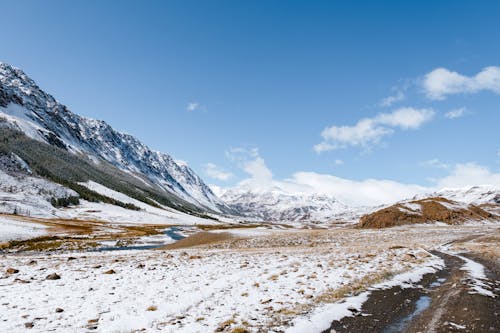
[323,250,499,333]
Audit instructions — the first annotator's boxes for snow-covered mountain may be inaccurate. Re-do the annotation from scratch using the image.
[0,62,226,212]
[431,185,499,205]
[221,186,348,222]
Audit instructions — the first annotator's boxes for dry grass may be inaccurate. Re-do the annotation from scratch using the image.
[0,213,171,252]
[450,229,500,262]
[216,318,236,332]
[159,232,235,250]
[2,235,100,252]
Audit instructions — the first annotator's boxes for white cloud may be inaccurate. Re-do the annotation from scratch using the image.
[186,102,207,112]
[444,107,467,119]
[314,107,434,153]
[204,163,233,181]
[375,108,435,129]
[420,158,450,169]
[436,163,500,188]
[223,146,499,206]
[225,147,272,184]
[225,148,428,206]
[186,102,200,112]
[423,66,500,100]
[380,90,405,107]
[444,107,466,119]
[283,172,427,206]
[334,159,344,165]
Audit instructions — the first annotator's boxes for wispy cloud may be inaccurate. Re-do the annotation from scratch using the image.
[204,163,233,181]
[334,159,344,165]
[379,90,405,107]
[314,107,435,153]
[444,107,466,119]
[423,66,500,100]
[420,158,450,169]
[186,102,206,112]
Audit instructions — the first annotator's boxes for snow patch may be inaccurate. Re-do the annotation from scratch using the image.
[0,216,47,242]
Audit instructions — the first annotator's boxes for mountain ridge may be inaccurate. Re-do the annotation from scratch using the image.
[221,186,349,222]
[0,62,227,213]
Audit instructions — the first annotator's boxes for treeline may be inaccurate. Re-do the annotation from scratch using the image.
[50,196,80,208]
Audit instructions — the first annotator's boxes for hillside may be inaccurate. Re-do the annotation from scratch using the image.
[0,62,227,214]
[358,196,498,228]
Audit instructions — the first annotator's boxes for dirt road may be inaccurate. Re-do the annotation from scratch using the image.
[323,250,499,333]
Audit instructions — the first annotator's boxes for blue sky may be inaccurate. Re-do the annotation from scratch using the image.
[2,0,499,197]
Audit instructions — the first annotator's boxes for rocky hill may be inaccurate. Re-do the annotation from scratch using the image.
[359,196,498,228]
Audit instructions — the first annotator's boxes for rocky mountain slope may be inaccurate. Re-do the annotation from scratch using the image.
[0,62,226,213]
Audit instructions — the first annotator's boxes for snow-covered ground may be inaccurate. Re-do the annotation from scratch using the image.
[58,199,219,226]
[60,180,227,225]
[0,176,223,226]
[0,168,77,217]
[0,225,493,333]
[0,216,47,242]
[287,254,444,333]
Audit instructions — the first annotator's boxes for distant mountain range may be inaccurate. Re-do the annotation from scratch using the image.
[221,186,349,222]
[222,184,499,223]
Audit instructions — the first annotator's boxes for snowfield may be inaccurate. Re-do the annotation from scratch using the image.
[0,225,494,333]
[0,167,77,217]
[70,181,221,225]
[0,174,221,226]
[0,216,47,242]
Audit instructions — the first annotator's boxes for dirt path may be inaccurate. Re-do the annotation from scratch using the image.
[323,250,499,333]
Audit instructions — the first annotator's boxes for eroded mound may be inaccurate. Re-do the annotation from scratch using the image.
[359,197,498,228]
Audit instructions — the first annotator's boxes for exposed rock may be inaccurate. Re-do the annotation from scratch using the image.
[6,267,19,274]
[45,273,61,280]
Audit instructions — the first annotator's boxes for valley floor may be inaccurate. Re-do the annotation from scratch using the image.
[0,222,498,333]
